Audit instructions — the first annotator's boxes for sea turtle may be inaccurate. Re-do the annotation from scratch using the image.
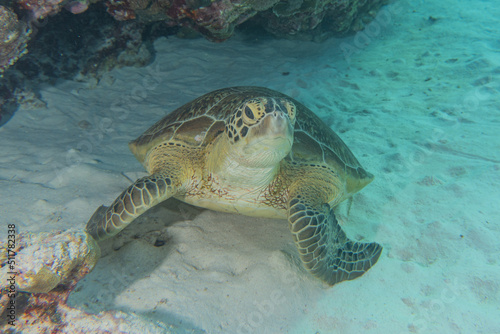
[86,86,382,285]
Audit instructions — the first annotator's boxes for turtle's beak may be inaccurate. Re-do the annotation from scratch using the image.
[243,110,294,157]
[255,110,294,140]
[234,110,293,168]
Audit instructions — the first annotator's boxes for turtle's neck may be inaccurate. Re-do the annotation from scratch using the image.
[205,137,281,191]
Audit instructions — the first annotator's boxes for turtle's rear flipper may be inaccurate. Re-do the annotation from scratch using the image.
[86,173,179,242]
[287,197,382,286]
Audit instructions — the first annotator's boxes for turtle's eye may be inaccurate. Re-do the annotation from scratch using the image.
[244,106,254,120]
[272,98,297,124]
[241,105,257,125]
[241,99,266,125]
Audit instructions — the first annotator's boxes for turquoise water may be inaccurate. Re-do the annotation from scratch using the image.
[0,0,499,332]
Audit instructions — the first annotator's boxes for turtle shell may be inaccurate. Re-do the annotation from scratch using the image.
[129,86,373,193]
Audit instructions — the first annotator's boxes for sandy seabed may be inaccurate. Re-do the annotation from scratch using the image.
[0,0,499,332]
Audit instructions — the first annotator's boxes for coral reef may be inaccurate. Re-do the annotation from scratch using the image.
[103,0,390,41]
[17,0,96,20]
[0,5,31,76]
[105,0,279,41]
[0,6,153,126]
[0,230,180,332]
[0,230,100,294]
[0,291,175,333]
[0,0,391,76]
[257,0,391,40]
[14,6,151,80]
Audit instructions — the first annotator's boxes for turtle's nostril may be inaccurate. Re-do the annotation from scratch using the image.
[261,111,291,137]
[273,111,285,118]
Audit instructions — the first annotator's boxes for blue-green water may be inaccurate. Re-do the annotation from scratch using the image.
[0,0,499,332]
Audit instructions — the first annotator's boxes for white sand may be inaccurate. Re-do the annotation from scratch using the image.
[1,0,499,332]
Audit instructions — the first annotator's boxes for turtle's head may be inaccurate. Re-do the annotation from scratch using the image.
[224,97,296,168]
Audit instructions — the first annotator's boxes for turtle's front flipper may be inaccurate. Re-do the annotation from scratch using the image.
[86,173,179,241]
[287,194,382,286]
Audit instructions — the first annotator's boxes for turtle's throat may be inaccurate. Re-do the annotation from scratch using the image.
[206,136,282,190]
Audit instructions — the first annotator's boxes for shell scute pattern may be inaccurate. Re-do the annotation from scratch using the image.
[130,86,368,185]
[288,100,371,186]
[129,88,242,163]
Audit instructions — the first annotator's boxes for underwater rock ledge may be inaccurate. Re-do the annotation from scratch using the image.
[0,0,391,75]
[0,5,31,76]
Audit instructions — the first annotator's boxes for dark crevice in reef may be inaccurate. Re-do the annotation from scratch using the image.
[0,4,180,124]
